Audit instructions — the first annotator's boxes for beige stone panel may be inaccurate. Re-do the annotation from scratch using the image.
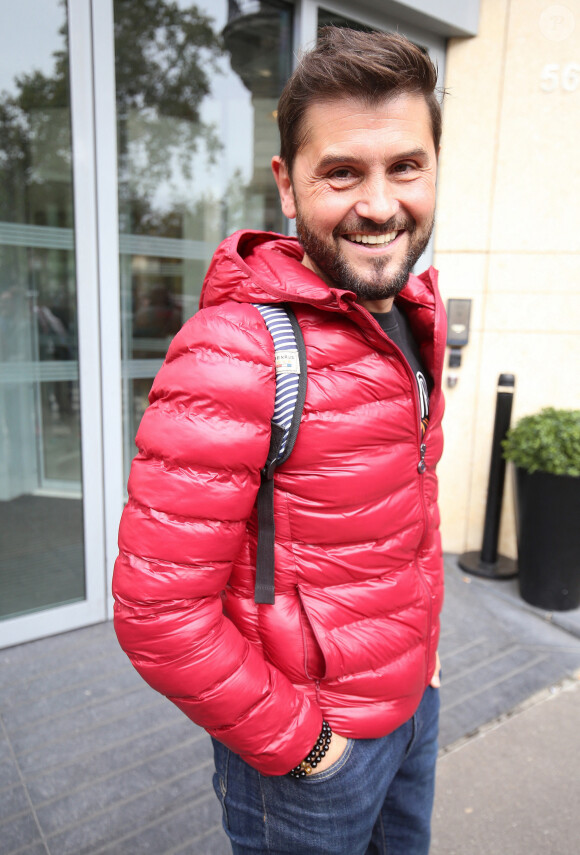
[490,0,580,252]
[464,330,580,554]
[435,0,509,253]
[483,290,580,332]
[497,333,580,416]
[436,254,487,553]
[434,251,486,331]
[438,329,485,553]
[488,252,580,294]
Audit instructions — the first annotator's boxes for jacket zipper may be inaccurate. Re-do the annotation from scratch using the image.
[410,361,433,684]
[418,442,427,474]
[409,372,433,683]
[361,311,431,483]
[358,305,436,681]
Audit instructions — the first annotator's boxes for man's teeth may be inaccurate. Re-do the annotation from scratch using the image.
[347,231,398,245]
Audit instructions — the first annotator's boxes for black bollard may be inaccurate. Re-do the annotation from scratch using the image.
[458,374,518,580]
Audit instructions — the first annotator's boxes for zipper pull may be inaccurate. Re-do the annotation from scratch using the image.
[418,443,427,474]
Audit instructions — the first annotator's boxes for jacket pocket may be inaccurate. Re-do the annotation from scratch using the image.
[296,586,327,680]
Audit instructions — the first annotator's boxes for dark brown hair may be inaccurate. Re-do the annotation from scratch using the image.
[277,28,442,174]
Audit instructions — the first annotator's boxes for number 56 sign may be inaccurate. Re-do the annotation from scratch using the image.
[540,63,580,91]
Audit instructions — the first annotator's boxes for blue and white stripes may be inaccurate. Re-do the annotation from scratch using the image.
[253,304,300,459]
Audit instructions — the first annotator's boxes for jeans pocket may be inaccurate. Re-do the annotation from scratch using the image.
[301,738,355,784]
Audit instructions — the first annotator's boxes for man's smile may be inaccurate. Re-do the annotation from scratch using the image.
[342,230,400,246]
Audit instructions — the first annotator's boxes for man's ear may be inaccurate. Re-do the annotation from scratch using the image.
[272,156,296,219]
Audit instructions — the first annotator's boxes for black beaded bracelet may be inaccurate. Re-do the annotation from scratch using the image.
[288,721,332,778]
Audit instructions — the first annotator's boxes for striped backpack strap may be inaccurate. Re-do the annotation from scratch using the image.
[253,304,307,604]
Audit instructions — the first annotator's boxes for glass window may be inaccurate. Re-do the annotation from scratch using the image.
[318,8,375,31]
[0,0,85,619]
[113,0,293,476]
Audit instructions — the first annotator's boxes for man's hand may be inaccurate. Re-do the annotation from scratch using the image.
[310,731,349,775]
[303,651,441,779]
[312,652,441,775]
[304,651,440,780]
[430,651,441,688]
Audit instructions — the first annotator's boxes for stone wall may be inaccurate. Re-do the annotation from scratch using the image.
[435,0,580,556]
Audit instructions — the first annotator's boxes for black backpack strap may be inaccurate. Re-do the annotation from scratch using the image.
[253,304,307,604]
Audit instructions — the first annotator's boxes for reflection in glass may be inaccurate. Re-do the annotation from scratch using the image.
[0,0,85,619]
[114,0,293,474]
[318,8,375,31]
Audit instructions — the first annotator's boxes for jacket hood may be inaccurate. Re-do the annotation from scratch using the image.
[199,229,439,314]
[199,230,344,310]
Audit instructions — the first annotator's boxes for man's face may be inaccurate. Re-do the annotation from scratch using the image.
[272,94,438,304]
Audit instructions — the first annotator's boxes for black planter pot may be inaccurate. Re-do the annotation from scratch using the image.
[514,467,580,611]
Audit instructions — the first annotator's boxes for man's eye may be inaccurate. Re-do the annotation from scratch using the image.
[329,168,354,180]
[393,162,415,174]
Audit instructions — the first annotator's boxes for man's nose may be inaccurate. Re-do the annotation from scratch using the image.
[354,178,398,224]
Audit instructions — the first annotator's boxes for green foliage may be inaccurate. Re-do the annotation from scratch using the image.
[502,408,580,477]
[0,0,225,221]
[114,0,223,121]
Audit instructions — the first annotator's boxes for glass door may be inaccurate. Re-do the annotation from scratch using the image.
[113,0,294,478]
[0,0,106,645]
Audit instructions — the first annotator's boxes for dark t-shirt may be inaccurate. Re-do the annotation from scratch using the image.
[370,304,432,436]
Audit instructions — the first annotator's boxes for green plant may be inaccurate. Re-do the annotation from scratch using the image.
[502,407,580,477]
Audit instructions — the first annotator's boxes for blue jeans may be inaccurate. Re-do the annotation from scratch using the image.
[212,685,440,855]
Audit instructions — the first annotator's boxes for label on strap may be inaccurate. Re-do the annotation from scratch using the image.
[275,349,300,375]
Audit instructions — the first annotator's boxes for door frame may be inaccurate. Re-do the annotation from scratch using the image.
[90,0,124,622]
[1,0,115,647]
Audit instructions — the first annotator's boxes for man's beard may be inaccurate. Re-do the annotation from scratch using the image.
[295,212,434,301]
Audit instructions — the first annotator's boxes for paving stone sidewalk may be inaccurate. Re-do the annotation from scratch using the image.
[432,678,580,855]
[1,555,579,854]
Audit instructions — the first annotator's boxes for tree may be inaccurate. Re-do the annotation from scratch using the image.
[113,0,225,220]
[0,0,225,229]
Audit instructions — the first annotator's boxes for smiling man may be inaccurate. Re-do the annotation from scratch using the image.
[273,93,438,308]
[114,28,447,855]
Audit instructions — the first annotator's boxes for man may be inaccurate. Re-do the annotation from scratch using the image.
[113,27,446,855]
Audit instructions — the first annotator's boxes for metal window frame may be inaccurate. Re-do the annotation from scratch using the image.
[90,0,123,620]
[293,0,446,68]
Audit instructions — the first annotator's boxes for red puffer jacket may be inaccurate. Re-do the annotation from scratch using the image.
[113,230,446,776]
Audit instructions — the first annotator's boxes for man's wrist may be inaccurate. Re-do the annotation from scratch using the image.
[288,720,333,778]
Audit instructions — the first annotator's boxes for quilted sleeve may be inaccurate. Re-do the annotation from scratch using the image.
[112,303,321,775]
